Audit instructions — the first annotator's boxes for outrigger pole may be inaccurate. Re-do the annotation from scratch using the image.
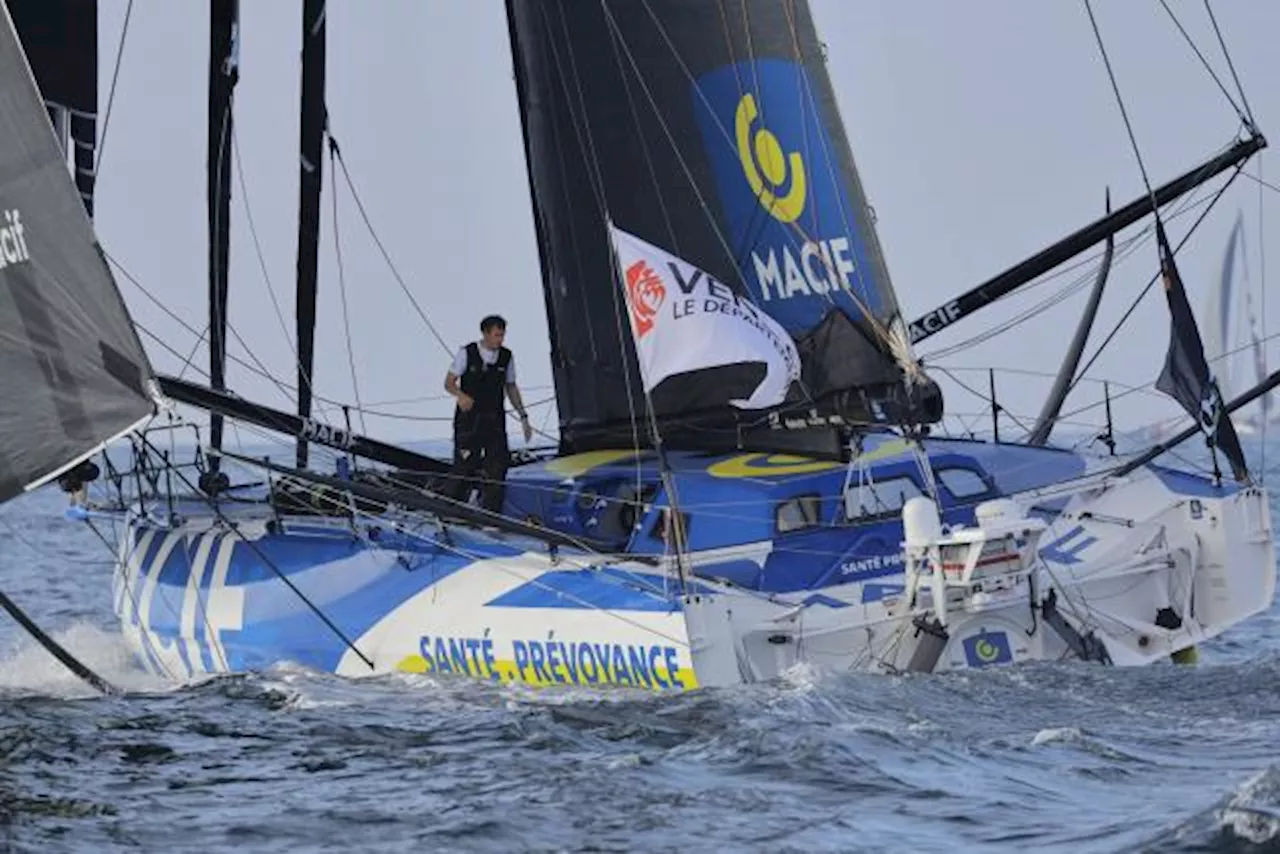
[156,374,453,474]
[907,133,1266,345]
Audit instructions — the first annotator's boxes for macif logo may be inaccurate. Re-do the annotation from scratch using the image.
[962,630,1013,668]
[692,59,882,332]
[624,259,666,338]
[0,209,31,268]
[735,93,806,223]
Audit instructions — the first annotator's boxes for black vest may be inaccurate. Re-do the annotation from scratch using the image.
[458,342,511,416]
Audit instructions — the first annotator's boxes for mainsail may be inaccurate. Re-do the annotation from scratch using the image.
[506,0,941,453]
[0,2,155,502]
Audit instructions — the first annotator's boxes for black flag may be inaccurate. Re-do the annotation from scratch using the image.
[1154,220,1249,482]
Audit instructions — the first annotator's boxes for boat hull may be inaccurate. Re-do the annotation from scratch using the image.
[112,514,698,690]
[107,453,1276,690]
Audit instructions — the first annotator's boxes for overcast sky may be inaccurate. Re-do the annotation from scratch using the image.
[90,1,1280,449]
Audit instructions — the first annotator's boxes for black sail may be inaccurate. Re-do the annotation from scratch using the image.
[207,0,238,467]
[505,0,940,453]
[294,0,326,470]
[0,4,155,502]
[8,0,97,218]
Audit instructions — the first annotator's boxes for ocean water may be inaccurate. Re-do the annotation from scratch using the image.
[2,482,1280,853]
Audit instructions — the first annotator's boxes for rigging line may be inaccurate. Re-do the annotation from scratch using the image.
[780,0,872,318]
[173,321,211,385]
[1260,156,1268,484]
[1084,0,1157,206]
[921,181,1222,362]
[1156,0,1248,123]
[1241,168,1280,197]
[713,0,771,269]
[1203,0,1256,126]
[231,127,298,368]
[104,252,295,404]
[328,146,452,358]
[605,3,813,326]
[1053,325,1280,424]
[108,253,362,422]
[628,1,906,353]
[93,0,133,176]
[136,433,374,670]
[1065,162,1244,399]
[527,5,606,373]
[560,5,644,491]
[931,365,1033,437]
[604,17,678,252]
[329,143,367,436]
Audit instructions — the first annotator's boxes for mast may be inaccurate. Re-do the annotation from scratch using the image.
[207,0,238,473]
[294,0,327,470]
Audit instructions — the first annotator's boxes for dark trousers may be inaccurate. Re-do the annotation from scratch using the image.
[445,410,509,513]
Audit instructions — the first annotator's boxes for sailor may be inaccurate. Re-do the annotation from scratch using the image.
[443,314,533,513]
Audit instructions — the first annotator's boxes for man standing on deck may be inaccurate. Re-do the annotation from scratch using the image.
[443,315,533,513]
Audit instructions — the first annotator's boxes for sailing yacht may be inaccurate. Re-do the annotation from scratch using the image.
[1204,213,1275,435]
[0,1,1274,690]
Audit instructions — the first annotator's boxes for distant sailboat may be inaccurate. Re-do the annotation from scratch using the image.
[0,1,1275,689]
[1204,213,1275,434]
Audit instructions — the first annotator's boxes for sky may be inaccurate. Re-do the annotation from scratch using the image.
[90,1,1280,451]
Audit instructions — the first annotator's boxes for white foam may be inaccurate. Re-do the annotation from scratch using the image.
[0,621,174,698]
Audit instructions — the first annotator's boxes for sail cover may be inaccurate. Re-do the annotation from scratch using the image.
[506,0,941,452]
[610,224,800,412]
[8,0,97,218]
[0,4,155,502]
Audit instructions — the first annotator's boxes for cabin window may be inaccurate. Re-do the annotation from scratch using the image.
[844,475,923,522]
[935,467,994,501]
[775,494,822,533]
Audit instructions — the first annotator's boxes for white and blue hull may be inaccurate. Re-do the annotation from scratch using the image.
[106,441,1278,690]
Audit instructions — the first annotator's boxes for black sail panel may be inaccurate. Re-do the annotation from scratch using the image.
[207,0,238,466]
[8,0,97,218]
[505,0,939,452]
[294,0,326,470]
[0,4,155,502]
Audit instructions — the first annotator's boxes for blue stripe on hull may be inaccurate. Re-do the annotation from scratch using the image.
[116,521,684,679]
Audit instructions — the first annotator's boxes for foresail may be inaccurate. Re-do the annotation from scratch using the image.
[0,4,155,502]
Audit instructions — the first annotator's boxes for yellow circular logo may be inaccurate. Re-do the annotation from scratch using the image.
[707,453,840,479]
[974,638,1000,663]
[735,93,806,223]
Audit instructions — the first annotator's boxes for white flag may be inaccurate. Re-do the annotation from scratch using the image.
[609,224,801,410]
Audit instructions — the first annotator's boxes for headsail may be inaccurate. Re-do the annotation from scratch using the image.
[0,3,155,502]
[8,0,97,218]
[505,0,940,453]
